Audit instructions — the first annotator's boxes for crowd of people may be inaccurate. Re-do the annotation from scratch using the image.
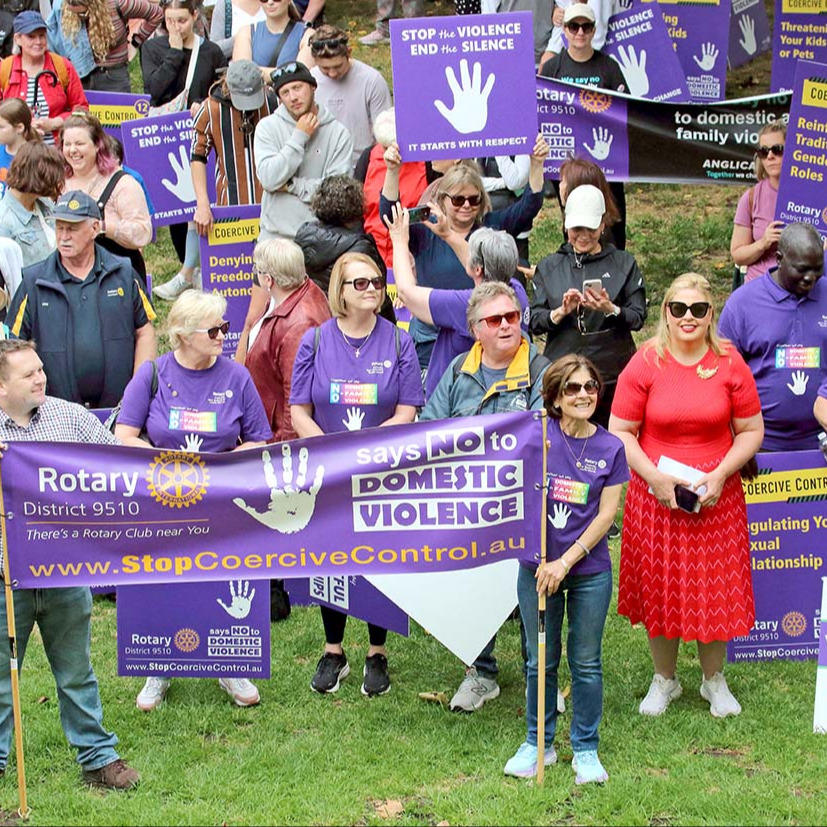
[0,0,824,798]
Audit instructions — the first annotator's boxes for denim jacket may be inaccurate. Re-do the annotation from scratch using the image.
[47,0,97,79]
[0,192,55,270]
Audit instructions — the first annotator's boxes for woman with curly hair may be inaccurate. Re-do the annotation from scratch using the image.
[48,0,163,93]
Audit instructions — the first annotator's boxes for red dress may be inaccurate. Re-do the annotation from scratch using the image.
[612,343,761,642]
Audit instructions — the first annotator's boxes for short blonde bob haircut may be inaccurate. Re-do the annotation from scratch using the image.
[328,253,384,318]
[166,290,228,349]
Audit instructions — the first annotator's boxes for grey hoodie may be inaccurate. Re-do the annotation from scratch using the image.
[254,103,353,241]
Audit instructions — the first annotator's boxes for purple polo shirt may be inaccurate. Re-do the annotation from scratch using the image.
[425,279,530,399]
[718,270,827,451]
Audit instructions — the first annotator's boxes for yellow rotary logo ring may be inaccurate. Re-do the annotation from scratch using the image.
[578,89,612,114]
[781,611,807,638]
[174,627,200,652]
[146,450,209,508]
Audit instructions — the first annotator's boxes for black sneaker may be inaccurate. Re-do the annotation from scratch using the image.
[361,653,391,697]
[310,652,350,693]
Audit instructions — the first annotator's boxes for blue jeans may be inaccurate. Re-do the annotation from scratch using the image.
[0,587,120,771]
[517,565,611,751]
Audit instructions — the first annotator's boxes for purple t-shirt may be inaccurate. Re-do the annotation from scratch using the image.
[290,316,425,434]
[523,418,628,576]
[425,279,530,399]
[118,352,272,452]
[718,272,827,451]
[733,179,779,283]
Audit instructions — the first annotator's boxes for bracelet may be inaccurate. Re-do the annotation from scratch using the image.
[574,539,590,556]
[559,557,570,575]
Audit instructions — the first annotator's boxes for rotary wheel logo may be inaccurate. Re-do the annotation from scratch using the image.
[174,627,200,652]
[579,89,612,114]
[781,611,807,637]
[147,451,209,508]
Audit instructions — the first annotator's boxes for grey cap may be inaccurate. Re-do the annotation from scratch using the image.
[226,60,265,111]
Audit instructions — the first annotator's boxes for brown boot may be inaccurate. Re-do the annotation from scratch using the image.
[83,758,140,790]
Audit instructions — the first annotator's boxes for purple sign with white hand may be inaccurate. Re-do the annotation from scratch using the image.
[121,111,196,226]
[603,0,690,102]
[390,12,538,161]
[117,580,270,677]
[774,60,827,237]
[727,0,771,69]
[771,0,827,93]
[85,91,151,141]
[199,205,259,358]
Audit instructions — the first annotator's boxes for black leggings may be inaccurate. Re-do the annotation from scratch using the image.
[320,605,387,647]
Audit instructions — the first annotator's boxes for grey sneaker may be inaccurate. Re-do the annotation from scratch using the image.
[359,29,390,45]
[449,667,500,712]
[152,272,193,301]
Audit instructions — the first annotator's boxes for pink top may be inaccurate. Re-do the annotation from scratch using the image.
[733,178,778,283]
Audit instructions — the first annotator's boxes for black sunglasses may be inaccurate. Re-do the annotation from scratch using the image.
[477,310,521,329]
[445,194,482,208]
[668,301,711,319]
[195,321,230,339]
[563,379,599,396]
[310,35,349,53]
[566,21,595,33]
[344,277,386,291]
[756,144,784,158]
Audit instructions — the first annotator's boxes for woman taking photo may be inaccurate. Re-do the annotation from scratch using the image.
[290,252,423,697]
[0,98,40,196]
[610,274,763,719]
[530,184,646,427]
[232,0,313,75]
[730,120,786,286]
[115,289,272,711]
[506,355,626,784]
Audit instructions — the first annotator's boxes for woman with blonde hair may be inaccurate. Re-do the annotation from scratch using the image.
[609,273,763,720]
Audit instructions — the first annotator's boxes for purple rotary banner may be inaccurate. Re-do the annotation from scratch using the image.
[199,205,259,358]
[774,59,827,235]
[0,412,544,589]
[727,450,827,664]
[770,0,827,93]
[117,580,270,678]
[121,111,196,226]
[659,0,731,101]
[727,0,772,69]
[602,0,689,102]
[390,12,538,161]
[85,91,151,141]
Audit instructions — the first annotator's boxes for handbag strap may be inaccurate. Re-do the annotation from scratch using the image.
[268,20,297,69]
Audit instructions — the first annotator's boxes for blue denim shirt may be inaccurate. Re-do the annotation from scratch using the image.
[47,0,97,79]
[0,192,56,269]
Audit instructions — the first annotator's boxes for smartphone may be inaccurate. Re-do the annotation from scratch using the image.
[408,205,431,223]
[582,278,603,295]
[674,484,700,514]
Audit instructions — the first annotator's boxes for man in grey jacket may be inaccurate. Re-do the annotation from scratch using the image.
[254,62,353,242]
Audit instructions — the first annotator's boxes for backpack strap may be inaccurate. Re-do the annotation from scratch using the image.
[96,169,127,213]
[0,56,13,93]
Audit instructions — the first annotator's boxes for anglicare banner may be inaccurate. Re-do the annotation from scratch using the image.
[771,0,827,93]
[0,412,544,589]
[727,450,827,664]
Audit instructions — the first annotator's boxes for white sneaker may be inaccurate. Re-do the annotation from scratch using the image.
[152,272,193,301]
[557,689,566,714]
[639,674,682,716]
[219,677,261,707]
[700,672,741,718]
[136,677,170,711]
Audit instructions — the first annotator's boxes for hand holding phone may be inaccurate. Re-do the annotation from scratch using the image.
[407,205,431,223]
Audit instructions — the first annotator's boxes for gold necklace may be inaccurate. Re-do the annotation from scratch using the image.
[560,422,590,469]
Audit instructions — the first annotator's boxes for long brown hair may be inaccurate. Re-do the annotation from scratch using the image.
[62,0,116,63]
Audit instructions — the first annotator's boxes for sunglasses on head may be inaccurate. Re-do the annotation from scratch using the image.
[310,35,348,53]
[477,310,521,329]
[566,21,595,33]
[195,321,230,339]
[563,379,599,396]
[445,193,482,208]
[667,301,711,319]
[344,276,386,291]
[756,143,784,158]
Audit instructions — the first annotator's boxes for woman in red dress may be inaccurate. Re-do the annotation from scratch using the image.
[609,273,763,719]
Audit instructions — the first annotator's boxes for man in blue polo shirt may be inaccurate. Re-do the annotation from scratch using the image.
[719,222,827,452]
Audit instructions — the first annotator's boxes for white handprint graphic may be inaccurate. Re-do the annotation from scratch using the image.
[548,503,572,530]
[787,370,809,396]
[613,45,649,98]
[693,42,719,72]
[434,59,495,135]
[584,127,613,160]
[233,444,325,533]
[216,580,256,619]
[738,15,757,56]
[342,407,365,431]
[180,434,203,452]
[162,145,196,203]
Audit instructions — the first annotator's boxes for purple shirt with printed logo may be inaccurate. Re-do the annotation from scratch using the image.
[718,271,827,451]
[290,316,425,434]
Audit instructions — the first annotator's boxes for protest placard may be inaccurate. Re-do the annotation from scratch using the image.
[771,0,827,93]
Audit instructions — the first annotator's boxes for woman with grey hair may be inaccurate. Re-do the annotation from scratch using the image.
[114,289,271,712]
[245,237,331,442]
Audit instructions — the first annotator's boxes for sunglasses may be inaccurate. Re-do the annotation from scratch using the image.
[667,301,711,319]
[566,21,595,33]
[195,321,230,339]
[563,379,600,396]
[344,276,386,291]
[756,143,784,158]
[477,310,521,328]
[445,193,482,208]
[310,35,348,53]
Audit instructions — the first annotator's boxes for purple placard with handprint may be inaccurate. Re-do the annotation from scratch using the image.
[390,12,538,161]
[537,76,629,180]
[770,0,827,94]
[658,0,731,102]
[117,580,271,677]
[603,0,690,102]
[121,111,197,226]
[727,0,771,69]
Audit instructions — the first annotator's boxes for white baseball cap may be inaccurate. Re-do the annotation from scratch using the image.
[564,185,606,230]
